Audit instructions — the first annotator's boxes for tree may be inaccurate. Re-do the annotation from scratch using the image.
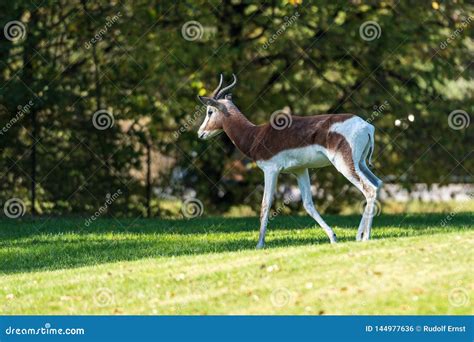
[0,0,472,217]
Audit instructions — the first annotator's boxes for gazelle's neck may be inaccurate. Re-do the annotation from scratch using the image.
[222,105,257,159]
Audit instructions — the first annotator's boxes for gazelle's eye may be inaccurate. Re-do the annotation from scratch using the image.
[208,109,213,116]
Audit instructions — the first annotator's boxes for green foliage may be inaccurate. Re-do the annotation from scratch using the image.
[0,1,472,216]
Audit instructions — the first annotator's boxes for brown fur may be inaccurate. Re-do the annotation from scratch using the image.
[222,105,355,166]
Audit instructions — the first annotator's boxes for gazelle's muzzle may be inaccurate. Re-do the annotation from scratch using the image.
[198,129,221,140]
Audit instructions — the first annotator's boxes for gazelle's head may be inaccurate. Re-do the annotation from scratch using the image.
[197,74,237,140]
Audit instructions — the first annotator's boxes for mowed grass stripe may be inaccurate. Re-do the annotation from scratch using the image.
[0,213,472,274]
[1,229,472,315]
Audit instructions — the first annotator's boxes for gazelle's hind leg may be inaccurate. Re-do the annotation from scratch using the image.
[358,160,382,240]
[295,169,337,243]
[357,179,378,241]
[358,139,383,239]
[330,152,379,241]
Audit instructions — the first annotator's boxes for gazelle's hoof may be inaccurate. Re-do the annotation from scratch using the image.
[256,242,265,249]
[357,232,370,241]
[330,234,337,244]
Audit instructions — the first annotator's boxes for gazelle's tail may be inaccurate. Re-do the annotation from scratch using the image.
[367,128,375,167]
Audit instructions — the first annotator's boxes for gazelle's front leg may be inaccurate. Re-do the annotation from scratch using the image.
[256,169,279,249]
[295,169,337,243]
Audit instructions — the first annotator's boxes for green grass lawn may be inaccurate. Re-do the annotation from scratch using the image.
[0,213,472,315]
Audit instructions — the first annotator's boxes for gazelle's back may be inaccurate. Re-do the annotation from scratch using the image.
[249,114,358,161]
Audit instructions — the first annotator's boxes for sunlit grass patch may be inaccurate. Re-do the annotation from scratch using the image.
[0,213,472,314]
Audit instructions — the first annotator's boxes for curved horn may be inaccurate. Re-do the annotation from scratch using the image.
[216,74,237,99]
[210,74,224,98]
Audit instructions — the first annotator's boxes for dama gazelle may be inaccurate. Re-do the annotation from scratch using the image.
[197,74,382,249]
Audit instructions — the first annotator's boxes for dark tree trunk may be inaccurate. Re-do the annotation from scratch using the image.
[21,10,39,216]
[31,110,37,216]
[146,142,152,218]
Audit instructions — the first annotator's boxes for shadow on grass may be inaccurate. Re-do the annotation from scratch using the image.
[0,213,471,275]
[1,212,472,236]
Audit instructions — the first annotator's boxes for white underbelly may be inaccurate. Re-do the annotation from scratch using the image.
[257,144,332,172]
